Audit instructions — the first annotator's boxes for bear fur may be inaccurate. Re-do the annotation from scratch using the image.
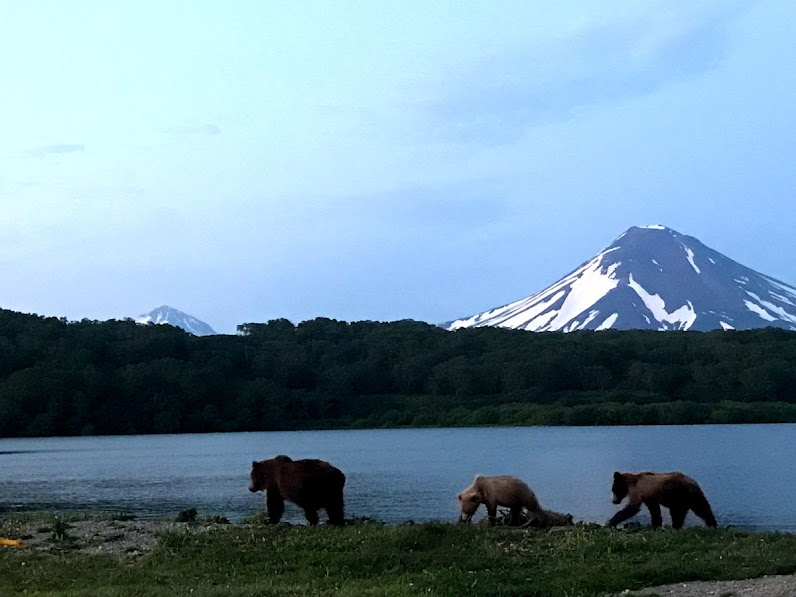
[457,475,544,526]
[609,471,717,529]
[249,455,346,526]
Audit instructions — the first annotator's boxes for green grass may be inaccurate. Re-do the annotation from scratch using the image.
[2,522,796,596]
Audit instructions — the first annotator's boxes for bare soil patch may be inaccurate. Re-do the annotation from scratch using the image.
[0,516,220,558]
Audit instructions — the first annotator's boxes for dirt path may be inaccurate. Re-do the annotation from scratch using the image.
[619,574,796,597]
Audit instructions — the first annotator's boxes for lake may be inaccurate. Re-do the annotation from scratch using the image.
[1,425,794,531]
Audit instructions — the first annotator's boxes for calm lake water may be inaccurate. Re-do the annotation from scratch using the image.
[1,425,794,531]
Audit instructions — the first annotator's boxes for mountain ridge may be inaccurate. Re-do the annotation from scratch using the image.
[136,305,217,336]
[447,225,796,332]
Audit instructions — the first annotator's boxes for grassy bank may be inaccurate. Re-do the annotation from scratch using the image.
[3,518,796,597]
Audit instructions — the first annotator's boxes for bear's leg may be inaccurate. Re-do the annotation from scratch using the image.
[670,506,688,529]
[690,494,717,527]
[266,490,285,524]
[608,503,641,527]
[645,501,662,528]
[509,506,523,527]
[325,494,345,526]
[302,507,319,526]
[486,504,498,526]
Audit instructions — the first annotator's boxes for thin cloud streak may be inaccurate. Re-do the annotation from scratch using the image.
[27,144,85,158]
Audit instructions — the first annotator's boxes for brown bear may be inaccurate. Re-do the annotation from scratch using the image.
[249,455,346,526]
[609,471,717,529]
[457,475,544,526]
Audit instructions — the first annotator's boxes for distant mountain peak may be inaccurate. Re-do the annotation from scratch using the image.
[448,225,796,333]
[136,305,216,336]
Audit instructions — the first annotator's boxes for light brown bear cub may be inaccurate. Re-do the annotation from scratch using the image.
[609,471,717,529]
[457,475,543,526]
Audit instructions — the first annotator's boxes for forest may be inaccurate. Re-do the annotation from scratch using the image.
[1,308,795,437]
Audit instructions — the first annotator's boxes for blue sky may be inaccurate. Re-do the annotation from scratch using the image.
[1,1,794,334]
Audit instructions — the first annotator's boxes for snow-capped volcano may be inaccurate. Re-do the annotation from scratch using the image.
[136,306,217,336]
[448,226,796,332]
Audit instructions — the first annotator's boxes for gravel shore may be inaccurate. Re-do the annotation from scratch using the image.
[0,517,218,557]
[619,574,796,597]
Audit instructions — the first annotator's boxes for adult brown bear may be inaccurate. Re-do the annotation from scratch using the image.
[249,455,346,526]
[457,475,544,526]
[609,471,717,529]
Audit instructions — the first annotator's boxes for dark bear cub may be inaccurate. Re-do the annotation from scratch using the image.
[249,455,346,526]
[609,471,717,529]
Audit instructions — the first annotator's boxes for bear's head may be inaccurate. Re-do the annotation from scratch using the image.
[249,460,270,493]
[457,486,483,523]
[611,472,628,504]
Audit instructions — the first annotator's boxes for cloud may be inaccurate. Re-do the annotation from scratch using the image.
[27,144,85,158]
[417,3,741,144]
[163,123,221,136]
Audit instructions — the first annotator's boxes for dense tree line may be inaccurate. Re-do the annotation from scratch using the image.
[1,308,795,437]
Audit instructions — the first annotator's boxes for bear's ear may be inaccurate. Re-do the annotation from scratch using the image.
[613,471,621,479]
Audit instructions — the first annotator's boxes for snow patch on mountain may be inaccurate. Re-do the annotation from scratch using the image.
[547,257,620,330]
[743,300,776,322]
[765,277,796,299]
[596,313,619,330]
[627,273,697,330]
[684,246,700,274]
[744,291,796,324]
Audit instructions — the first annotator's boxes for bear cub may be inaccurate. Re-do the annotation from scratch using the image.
[609,471,717,529]
[457,475,544,526]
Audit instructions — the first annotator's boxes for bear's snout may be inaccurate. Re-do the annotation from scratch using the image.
[612,494,622,504]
